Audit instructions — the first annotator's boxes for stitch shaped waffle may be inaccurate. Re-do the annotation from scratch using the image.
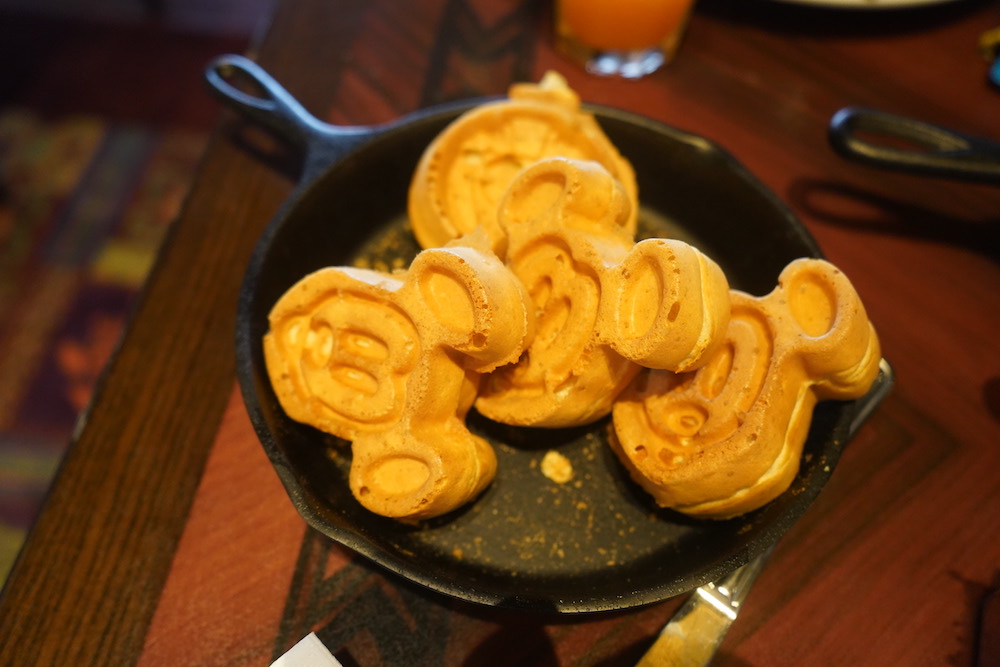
[611,258,882,519]
[408,71,638,256]
[263,231,534,520]
[475,157,731,428]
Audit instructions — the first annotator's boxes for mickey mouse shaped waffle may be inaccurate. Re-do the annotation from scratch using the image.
[475,157,732,428]
[610,258,882,519]
[408,71,638,256]
[262,230,534,520]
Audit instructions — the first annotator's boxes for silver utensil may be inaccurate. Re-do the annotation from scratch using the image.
[635,547,773,666]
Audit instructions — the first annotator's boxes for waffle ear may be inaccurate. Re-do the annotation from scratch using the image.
[603,237,730,373]
[405,233,534,374]
[498,156,633,238]
[779,259,882,399]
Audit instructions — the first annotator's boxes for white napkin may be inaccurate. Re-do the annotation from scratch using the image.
[270,633,343,667]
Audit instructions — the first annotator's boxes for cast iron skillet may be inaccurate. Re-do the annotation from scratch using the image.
[829,106,1000,185]
[207,54,893,614]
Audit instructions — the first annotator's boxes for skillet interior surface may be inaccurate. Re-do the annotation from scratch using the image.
[236,104,888,613]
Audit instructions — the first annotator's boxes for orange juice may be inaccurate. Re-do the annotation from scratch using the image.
[555,0,696,77]
[560,0,692,51]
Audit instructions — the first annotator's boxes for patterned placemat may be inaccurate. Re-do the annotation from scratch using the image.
[0,108,208,582]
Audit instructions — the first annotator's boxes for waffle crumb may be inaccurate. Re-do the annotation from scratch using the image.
[540,450,573,484]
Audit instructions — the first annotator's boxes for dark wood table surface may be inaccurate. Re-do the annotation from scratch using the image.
[2,0,999,664]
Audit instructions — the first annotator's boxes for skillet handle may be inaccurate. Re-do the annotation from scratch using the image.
[205,54,371,177]
[828,106,1000,185]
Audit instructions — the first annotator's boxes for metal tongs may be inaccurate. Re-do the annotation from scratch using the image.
[635,548,772,666]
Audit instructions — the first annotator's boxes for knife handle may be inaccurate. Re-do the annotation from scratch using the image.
[636,549,772,667]
[636,596,736,667]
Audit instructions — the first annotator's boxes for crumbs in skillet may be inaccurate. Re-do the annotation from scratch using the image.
[351,217,421,272]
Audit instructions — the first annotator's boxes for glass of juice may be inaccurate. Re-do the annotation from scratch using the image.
[555,0,697,79]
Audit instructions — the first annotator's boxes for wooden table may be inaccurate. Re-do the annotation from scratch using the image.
[2,0,998,664]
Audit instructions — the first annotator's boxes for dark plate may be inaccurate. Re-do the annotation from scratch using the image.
[210,54,893,614]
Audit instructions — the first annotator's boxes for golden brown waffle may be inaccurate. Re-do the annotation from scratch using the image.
[263,231,533,520]
[611,258,882,519]
[408,71,638,256]
[476,157,730,428]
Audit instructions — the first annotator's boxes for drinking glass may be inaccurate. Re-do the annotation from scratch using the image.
[555,0,697,79]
